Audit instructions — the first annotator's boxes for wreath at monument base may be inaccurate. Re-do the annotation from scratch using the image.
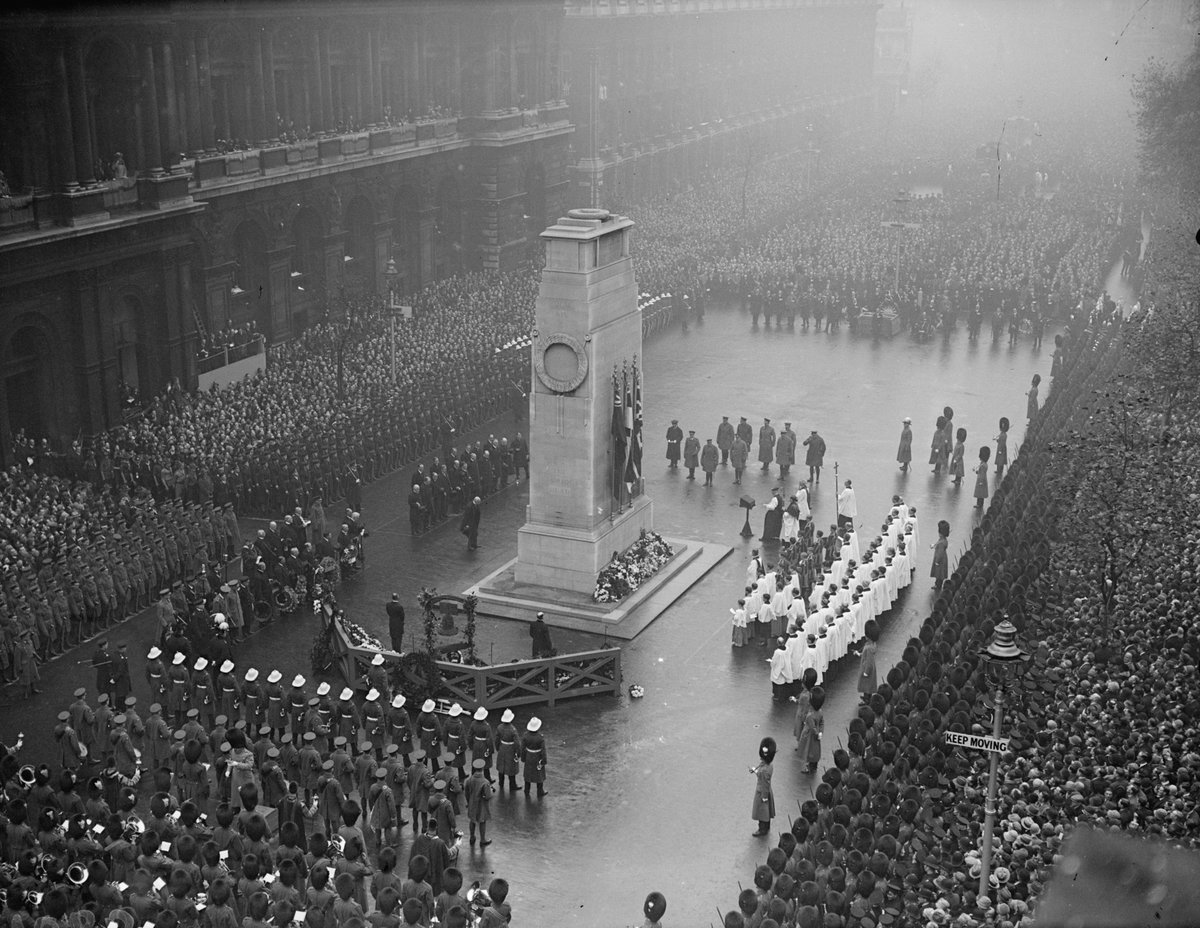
[593,529,674,603]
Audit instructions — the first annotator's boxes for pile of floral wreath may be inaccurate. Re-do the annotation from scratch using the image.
[593,529,674,603]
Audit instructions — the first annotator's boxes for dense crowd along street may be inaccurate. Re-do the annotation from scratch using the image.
[1,1,1198,926]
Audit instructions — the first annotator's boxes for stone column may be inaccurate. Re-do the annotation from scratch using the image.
[197,34,217,152]
[159,40,181,170]
[261,29,278,139]
[53,45,79,189]
[185,36,204,157]
[319,31,334,130]
[139,43,163,174]
[363,28,377,124]
[67,39,96,186]
[309,31,325,131]
[250,27,268,143]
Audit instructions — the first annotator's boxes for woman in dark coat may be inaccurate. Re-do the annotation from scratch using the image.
[750,736,777,837]
[931,519,950,589]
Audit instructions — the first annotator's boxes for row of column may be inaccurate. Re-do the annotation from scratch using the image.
[45,14,556,191]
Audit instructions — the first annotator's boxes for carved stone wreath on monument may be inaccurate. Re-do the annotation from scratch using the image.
[533,330,589,394]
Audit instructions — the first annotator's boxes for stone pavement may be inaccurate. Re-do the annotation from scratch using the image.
[1,298,1052,926]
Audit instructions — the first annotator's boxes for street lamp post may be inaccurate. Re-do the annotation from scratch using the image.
[977,618,1031,905]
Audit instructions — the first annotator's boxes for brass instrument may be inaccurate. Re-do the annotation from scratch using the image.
[17,764,36,787]
[124,814,146,842]
[67,862,89,886]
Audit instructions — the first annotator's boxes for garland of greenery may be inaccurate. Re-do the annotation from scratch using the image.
[418,586,438,653]
[462,593,479,663]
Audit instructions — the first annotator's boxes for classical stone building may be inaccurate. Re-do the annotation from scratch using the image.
[561,0,880,204]
[0,1,572,459]
[0,0,881,461]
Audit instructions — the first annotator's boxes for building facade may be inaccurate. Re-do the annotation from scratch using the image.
[561,0,880,204]
[0,1,572,460]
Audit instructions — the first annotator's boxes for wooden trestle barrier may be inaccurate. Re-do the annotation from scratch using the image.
[325,613,622,711]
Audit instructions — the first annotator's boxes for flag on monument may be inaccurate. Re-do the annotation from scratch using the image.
[611,372,626,503]
[623,366,635,494]
[626,363,643,493]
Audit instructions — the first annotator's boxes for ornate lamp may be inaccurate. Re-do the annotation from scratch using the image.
[977,617,1031,905]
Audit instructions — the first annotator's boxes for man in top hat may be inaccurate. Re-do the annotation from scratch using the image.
[716,416,735,465]
[530,612,554,660]
[465,759,494,847]
[665,420,683,469]
[386,593,406,653]
[683,430,701,480]
[521,717,547,798]
[758,418,776,471]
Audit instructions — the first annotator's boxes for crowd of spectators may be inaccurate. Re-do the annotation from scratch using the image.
[721,292,1200,926]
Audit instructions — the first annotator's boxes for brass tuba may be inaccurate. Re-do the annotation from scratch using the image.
[67,862,89,886]
[17,765,36,787]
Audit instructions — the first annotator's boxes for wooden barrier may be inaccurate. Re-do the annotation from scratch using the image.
[324,613,621,711]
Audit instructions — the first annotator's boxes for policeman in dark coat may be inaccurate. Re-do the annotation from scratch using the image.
[386,593,406,652]
[665,420,683,468]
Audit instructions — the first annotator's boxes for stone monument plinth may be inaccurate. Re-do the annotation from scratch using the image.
[472,208,732,638]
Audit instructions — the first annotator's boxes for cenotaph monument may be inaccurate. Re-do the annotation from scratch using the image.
[472,208,729,637]
[515,207,652,592]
